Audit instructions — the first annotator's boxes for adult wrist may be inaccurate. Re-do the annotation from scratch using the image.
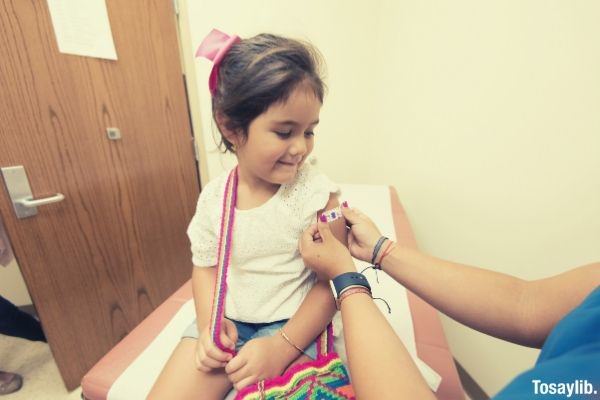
[329,264,357,280]
[330,272,371,300]
[337,287,372,310]
[371,236,389,264]
[378,243,404,270]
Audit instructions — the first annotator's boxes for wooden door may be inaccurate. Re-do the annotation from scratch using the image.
[0,0,199,389]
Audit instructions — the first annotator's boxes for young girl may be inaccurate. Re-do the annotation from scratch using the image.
[149,30,347,399]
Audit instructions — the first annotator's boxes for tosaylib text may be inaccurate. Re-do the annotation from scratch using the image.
[532,379,597,397]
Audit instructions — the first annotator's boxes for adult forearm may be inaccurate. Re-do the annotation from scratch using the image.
[192,266,217,330]
[381,246,531,345]
[341,292,435,400]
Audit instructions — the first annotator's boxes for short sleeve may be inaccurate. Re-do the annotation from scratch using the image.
[291,163,340,227]
[186,181,220,267]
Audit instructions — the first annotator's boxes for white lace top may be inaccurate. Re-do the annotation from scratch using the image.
[187,163,339,323]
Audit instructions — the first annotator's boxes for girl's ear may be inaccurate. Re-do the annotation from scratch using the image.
[215,112,239,147]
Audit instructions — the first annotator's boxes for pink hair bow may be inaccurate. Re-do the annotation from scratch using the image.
[195,29,241,95]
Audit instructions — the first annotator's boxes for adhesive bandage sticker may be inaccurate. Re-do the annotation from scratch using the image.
[322,206,343,223]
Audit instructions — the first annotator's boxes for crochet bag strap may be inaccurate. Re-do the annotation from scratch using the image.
[316,322,335,357]
[209,167,334,357]
[209,167,238,355]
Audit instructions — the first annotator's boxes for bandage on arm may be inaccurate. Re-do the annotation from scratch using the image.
[322,206,343,223]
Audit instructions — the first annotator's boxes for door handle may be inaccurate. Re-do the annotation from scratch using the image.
[17,193,65,208]
[1,165,65,219]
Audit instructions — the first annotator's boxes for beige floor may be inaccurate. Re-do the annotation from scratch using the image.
[0,334,81,400]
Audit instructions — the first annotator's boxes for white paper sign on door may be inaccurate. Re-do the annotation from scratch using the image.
[46,0,118,60]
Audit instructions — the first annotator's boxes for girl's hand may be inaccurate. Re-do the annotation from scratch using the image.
[341,206,383,263]
[194,319,237,372]
[225,336,290,390]
[299,218,356,280]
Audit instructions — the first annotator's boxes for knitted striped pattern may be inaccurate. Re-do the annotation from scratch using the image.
[235,353,354,400]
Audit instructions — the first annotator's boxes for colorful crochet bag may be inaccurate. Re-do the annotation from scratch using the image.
[209,168,355,400]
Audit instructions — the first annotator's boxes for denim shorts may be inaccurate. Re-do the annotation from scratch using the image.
[182,318,317,360]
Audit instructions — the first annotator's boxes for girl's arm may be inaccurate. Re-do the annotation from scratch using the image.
[277,194,346,364]
[192,266,216,330]
[192,266,238,371]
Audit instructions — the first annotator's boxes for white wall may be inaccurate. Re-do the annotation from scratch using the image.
[370,2,600,394]
[183,1,600,395]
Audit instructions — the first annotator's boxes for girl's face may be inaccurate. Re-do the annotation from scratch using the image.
[232,84,321,187]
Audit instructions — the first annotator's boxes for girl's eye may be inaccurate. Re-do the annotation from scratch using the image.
[275,131,292,138]
[305,131,315,137]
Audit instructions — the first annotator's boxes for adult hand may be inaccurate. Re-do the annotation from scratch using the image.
[225,336,290,390]
[194,319,237,372]
[299,217,356,280]
[342,206,384,263]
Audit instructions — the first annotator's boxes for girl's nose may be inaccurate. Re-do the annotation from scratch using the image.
[289,137,307,156]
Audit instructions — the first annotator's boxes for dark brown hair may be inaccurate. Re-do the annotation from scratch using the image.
[212,33,326,152]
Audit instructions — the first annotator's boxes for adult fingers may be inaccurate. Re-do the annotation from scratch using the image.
[347,230,357,249]
[340,206,363,225]
[316,217,334,241]
[299,223,319,253]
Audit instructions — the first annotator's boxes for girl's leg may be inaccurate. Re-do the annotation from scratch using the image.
[148,338,232,400]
